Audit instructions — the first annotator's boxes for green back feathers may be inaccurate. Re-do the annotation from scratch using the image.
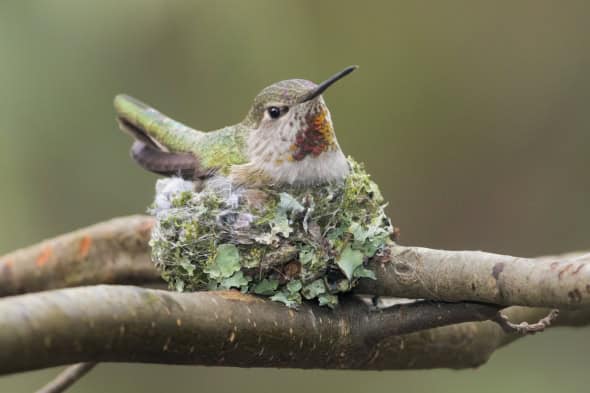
[192,125,249,175]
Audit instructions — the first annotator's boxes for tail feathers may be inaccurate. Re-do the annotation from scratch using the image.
[130,141,201,180]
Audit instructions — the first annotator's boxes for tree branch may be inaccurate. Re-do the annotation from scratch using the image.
[367,305,590,370]
[0,285,502,374]
[1,285,589,374]
[2,215,590,376]
[358,245,590,307]
[3,216,589,309]
[0,216,159,296]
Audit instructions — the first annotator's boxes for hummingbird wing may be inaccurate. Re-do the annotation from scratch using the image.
[115,94,250,179]
[115,94,203,152]
[115,95,210,179]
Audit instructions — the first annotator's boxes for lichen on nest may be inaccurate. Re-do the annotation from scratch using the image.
[149,157,394,308]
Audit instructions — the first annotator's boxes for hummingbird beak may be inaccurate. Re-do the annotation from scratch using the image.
[297,65,358,104]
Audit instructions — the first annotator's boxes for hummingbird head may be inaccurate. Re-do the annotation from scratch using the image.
[241,66,357,185]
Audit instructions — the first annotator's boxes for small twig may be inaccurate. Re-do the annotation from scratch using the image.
[492,308,560,334]
[35,362,97,393]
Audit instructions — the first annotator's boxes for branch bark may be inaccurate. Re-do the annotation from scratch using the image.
[1,285,588,375]
[0,216,159,296]
[360,246,590,307]
[0,285,503,374]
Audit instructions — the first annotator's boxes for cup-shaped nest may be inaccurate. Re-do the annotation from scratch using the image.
[149,157,394,308]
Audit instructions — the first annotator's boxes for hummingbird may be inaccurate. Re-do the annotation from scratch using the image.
[115,66,357,187]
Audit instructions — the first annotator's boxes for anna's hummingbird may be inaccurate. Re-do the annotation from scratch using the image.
[115,66,357,187]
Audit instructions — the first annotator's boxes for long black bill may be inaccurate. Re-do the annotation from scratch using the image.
[297,65,358,103]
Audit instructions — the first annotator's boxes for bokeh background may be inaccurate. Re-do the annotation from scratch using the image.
[1,1,590,392]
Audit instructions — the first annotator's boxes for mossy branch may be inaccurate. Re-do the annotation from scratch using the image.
[2,216,589,308]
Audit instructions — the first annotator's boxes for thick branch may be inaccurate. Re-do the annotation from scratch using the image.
[0,285,501,374]
[2,285,589,374]
[0,216,159,296]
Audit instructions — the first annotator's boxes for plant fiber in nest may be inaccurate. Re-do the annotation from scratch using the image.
[149,157,394,308]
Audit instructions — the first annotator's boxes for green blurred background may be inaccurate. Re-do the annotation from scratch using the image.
[1,1,589,392]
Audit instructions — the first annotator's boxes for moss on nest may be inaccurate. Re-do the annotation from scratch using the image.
[149,157,394,308]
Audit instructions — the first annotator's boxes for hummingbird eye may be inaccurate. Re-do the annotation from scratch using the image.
[266,106,288,119]
[267,106,281,119]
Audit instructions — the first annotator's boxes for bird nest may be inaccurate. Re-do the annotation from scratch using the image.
[149,157,394,308]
